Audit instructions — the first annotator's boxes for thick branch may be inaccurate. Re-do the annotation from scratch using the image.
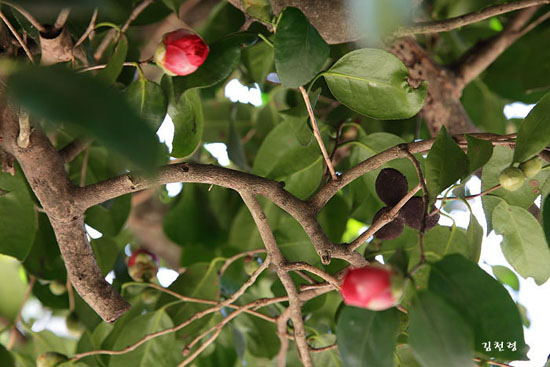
[453,6,541,88]
[0,98,130,322]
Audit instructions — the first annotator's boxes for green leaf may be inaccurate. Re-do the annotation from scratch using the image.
[408,291,475,367]
[234,312,280,359]
[323,48,427,120]
[108,310,180,367]
[336,306,399,367]
[513,91,550,163]
[173,32,257,94]
[318,194,350,243]
[0,256,28,321]
[198,2,245,44]
[97,35,128,85]
[85,195,131,236]
[465,134,493,175]
[461,79,507,134]
[242,0,272,22]
[425,126,468,200]
[156,260,222,338]
[492,265,520,291]
[171,89,204,158]
[227,107,251,170]
[242,41,274,84]
[8,65,162,168]
[543,194,550,244]
[0,166,36,260]
[274,7,329,87]
[466,213,483,263]
[429,254,527,360]
[492,201,550,285]
[90,236,121,276]
[395,344,421,367]
[125,79,168,131]
[0,344,14,367]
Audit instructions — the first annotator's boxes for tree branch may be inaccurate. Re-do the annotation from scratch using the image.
[396,0,550,36]
[240,192,313,367]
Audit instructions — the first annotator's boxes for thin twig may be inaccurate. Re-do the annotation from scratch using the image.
[121,0,154,33]
[1,1,46,33]
[277,308,291,367]
[77,59,152,72]
[179,325,223,366]
[396,0,550,35]
[518,10,550,37]
[74,8,98,49]
[54,8,71,31]
[310,343,337,352]
[0,10,34,63]
[349,184,421,251]
[218,249,266,278]
[7,276,35,350]
[299,86,338,182]
[283,262,340,290]
[437,184,501,201]
[59,138,92,163]
[473,358,514,367]
[80,148,89,187]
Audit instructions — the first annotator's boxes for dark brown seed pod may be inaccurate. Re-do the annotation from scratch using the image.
[400,197,440,231]
[373,207,404,240]
[375,168,408,206]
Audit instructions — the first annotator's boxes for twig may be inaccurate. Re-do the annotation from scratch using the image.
[74,8,99,49]
[518,10,550,37]
[395,0,550,36]
[54,8,71,31]
[1,1,46,33]
[349,184,421,251]
[293,270,315,284]
[7,276,35,350]
[282,262,340,290]
[310,343,337,352]
[121,0,155,33]
[16,108,30,148]
[221,257,271,306]
[437,184,501,201]
[277,308,292,367]
[58,138,92,163]
[0,10,34,63]
[80,148,89,187]
[66,278,75,311]
[473,358,514,367]
[299,86,338,182]
[240,193,314,367]
[179,325,223,367]
[77,59,152,72]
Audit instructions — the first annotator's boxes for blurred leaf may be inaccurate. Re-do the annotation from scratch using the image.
[97,35,128,85]
[492,201,550,285]
[409,291,475,367]
[274,7,329,87]
[462,80,507,134]
[318,194,350,243]
[198,2,245,44]
[108,310,180,366]
[85,195,131,236]
[395,344,421,367]
[513,91,550,163]
[426,126,468,201]
[0,345,14,367]
[234,312,280,359]
[227,105,251,170]
[0,166,36,260]
[466,213,483,263]
[8,65,161,168]
[336,306,400,367]
[242,0,271,22]
[324,49,427,120]
[0,255,27,321]
[429,255,528,360]
[125,79,168,131]
[492,265,520,291]
[171,89,204,158]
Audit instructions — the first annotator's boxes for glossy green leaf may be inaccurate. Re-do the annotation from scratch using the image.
[242,40,274,84]
[429,255,527,360]
[425,126,468,200]
[8,65,161,168]
[156,260,222,338]
[336,306,399,367]
[171,89,204,158]
[85,195,131,236]
[0,167,36,260]
[235,312,280,359]
[466,213,483,263]
[492,265,520,291]
[125,79,168,131]
[0,255,28,321]
[409,291,475,367]
[274,7,329,87]
[97,35,128,85]
[198,2,245,44]
[465,134,493,175]
[90,236,121,276]
[462,80,507,134]
[227,108,250,170]
[323,48,427,119]
[513,91,550,163]
[492,201,550,285]
[108,310,179,367]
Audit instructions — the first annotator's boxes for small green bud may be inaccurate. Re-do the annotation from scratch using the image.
[49,280,66,296]
[499,167,526,191]
[519,156,542,178]
[66,312,85,336]
[141,288,159,304]
[243,256,260,276]
[36,352,68,367]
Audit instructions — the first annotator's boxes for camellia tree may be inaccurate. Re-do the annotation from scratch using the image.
[1,0,550,366]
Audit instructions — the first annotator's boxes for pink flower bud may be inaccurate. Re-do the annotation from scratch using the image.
[340,265,404,310]
[154,29,209,76]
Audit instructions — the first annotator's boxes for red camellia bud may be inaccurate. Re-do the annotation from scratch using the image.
[128,249,159,282]
[154,29,209,76]
[340,265,404,310]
